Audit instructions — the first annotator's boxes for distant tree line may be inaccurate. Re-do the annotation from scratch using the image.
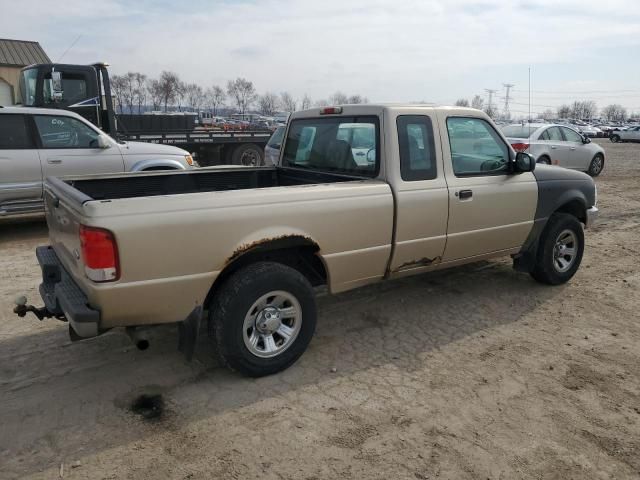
[110,71,368,116]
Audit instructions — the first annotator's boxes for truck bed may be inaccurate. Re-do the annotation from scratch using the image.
[64,167,360,201]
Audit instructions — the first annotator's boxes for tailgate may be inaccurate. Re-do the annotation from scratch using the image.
[43,184,89,286]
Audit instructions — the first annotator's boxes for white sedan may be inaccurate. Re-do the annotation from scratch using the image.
[501,123,605,176]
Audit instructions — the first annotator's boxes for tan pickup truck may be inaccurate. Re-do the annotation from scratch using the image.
[17,105,598,376]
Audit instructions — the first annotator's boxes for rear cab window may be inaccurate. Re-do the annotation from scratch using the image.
[0,114,34,149]
[282,116,379,177]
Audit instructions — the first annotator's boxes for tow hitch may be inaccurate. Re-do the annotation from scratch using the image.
[13,295,66,321]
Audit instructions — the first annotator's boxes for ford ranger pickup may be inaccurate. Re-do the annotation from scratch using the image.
[15,105,598,376]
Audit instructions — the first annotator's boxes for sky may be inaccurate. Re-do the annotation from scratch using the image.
[3,0,640,116]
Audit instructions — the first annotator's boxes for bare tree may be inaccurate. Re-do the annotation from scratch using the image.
[329,91,349,105]
[133,73,147,114]
[301,94,312,110]
[541,109,555,121]
[184,83,204,111]
[258,92,279,116]
[570,100,598,120]
[455,98,470,107]
[205,85,226,115]
[110,75,126,114]
[118,72,137,114]
[314,99,329,107]
[280,92,297,113]
[158,71,181,112]
[557,104,571,119]
[471,95,484,110]
[484,104,498,119]
[601,104,627,122]
[227,78,256,115]
[175,81,187,111]
[348,94,365,104]
[147,79,163,111]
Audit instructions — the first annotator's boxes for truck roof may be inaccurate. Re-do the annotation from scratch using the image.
[290,104,485,120]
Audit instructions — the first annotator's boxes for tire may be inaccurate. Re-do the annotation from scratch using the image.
[537,155,551,165]
[231,143,264,166]
[208,262,317,377]
[587,153,604,177]
[530,213,584,285]
[610,135,620,143]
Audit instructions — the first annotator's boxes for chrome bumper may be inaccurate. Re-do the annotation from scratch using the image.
[585,206,599,228]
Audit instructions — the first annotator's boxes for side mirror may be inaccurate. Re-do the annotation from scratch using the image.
[514,152,535,173]
[583,136,591,144]
[51,71,63,101]
[97,135,111,149]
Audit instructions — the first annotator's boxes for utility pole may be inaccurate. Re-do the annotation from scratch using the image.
[502,83,514,119]
[485,88,497,109]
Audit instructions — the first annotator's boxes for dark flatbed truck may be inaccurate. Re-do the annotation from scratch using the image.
[18,62,270,166]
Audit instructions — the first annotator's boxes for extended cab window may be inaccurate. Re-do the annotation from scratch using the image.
[34,115,101,149]
[446,117,509,176]
[282,116,379,177]
[397,115,437,181]
[0,115,33,149]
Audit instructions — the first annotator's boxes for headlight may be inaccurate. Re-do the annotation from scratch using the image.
[184,154,194,166]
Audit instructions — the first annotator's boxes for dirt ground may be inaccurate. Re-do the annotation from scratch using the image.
[1,139,639,480]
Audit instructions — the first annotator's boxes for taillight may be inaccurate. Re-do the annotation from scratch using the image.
[511,142,530,152]
[79,225,119,282]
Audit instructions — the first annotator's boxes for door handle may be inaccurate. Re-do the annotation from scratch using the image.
[456,189,473,200]
[47,159,62,164]
[570,147,576,151]
[550,146,557,149]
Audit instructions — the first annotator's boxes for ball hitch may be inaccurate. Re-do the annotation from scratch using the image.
[13,295,61,321]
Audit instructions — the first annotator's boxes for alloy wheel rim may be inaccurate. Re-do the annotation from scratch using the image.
[553,229,578,273]
[243,290,302,358]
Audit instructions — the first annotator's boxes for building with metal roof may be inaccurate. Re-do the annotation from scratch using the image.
[0,39,50,105]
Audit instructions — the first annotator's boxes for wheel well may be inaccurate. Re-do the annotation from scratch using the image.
[538,155,550,164]
[554,199,587,224]
[204,237,328,308]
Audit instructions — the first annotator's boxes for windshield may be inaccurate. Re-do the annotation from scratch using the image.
[20,68,38,106]
[501,125,537,138]
[282,116,379,177]
[267,126,285,148]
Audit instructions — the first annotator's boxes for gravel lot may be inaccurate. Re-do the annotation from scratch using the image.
[1,139,639,480]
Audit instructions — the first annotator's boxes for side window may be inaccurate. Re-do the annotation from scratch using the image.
[43,72,89,105]
[0,115,33,149]
[446,117,509,176]
[397,115,437,181]
[34,115,101,149]
[546,127,563,141]
[562,127,582,143]
[539,129,550,141]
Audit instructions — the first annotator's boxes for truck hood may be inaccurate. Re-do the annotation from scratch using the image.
[117,141,189,157]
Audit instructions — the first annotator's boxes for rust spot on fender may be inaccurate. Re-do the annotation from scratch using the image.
[226,235,318,264]
[393,256,442,272]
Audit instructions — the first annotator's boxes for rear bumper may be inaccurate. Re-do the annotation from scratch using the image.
[37,246,100,338]
[585,206,599,228]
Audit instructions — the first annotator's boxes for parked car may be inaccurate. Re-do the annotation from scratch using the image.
[0,107,195,217]
[17,105,598,377]
[264,125,285,165]
[577,125,602,138]
[501,123,605,176]
[609,125,640,143]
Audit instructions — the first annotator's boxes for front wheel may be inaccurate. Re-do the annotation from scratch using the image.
[208,262,317,377]
[587,153,604,177]
[610,135,620,143]
[530,213,584,285]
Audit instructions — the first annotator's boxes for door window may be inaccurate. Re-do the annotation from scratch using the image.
[544,127,563,141]
[446,117,509,176]
[34,115,101,149]
[0,115,33,149]
[561,127,582,143]
[397,115,437,181]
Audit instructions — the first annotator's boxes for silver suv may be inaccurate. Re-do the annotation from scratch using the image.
[0,107,195,217]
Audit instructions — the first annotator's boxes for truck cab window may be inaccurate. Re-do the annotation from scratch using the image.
[34,115,101,149]
[43,73,88,105]
[282,116,379,177]
[397,115,436,181]
[446,117,509,176]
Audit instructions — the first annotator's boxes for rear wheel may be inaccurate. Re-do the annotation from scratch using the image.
[530,213,584,285]
[587,153,604,177]
[231,143,264,166]
[610,135,620,143]
[537,155,551,165]
[208,262,317,377]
